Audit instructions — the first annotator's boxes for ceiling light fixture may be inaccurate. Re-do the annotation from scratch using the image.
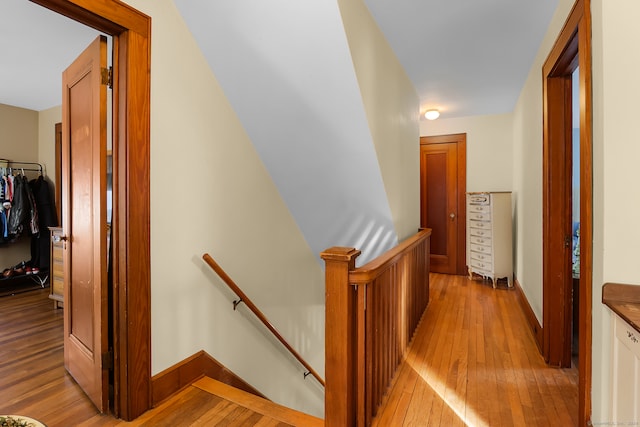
[424,109,440,120]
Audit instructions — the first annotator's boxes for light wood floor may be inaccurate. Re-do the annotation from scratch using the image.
[372,273,578,426]
[0,288,100,426]
[79,377,323,427]
[0,274,578,426]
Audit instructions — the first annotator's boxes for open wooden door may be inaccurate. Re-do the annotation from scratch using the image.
[61,35,109,412]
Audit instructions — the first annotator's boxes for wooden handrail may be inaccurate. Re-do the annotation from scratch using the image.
[202,253,325,387]
[349,228,431,285]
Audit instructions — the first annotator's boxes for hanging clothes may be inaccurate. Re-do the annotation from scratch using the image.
[0,176,7,241]
[0,162,53,277]
[0,167,47,246]
[7,173,33,239]
[29,175,57,270]
[2,174,14,239]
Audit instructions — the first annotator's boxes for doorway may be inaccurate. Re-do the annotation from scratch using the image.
[30,0,152,421]
[542,0,592,424]
[420,134,467,275]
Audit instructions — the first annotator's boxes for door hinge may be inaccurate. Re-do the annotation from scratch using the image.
[564,235,572,248]
[101,66,113,89]
[102,350,114,370]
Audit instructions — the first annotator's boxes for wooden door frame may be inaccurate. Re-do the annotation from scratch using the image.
[542,0,592,424]
[54,122,62,225]
[419,133,467,275]
[31,0,151,420]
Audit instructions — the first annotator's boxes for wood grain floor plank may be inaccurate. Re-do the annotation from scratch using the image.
[0,289,101,426]
[371,273,578,427]
[0,288,302,427]
[193,377,321,427]
[2,274,579,427]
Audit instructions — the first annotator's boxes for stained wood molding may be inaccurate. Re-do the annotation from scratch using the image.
[30,0,153,420]
[514,278,543,352]
[151,350,265,406]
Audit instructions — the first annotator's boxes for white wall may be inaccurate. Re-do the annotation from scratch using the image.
[37,105,60,189]
[0,104,38,161]
[120,0,419,418]
[121,0,324,416]
[0,103,39,268]
[174,0,400,266]
[420,113,514,193]
[591,0,640,421]
[511,0,575,323]
[339,0,421,242]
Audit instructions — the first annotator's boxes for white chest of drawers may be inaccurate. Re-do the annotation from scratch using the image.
[466,192,513,288]
[610,312,640,422]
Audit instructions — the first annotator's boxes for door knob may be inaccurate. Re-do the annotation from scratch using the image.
[53,234,68,243]
[449,213,456,219]
[53,234,68,249]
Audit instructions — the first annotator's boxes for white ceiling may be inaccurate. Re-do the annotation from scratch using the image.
[363,0,559,118]
[0,0,102,111]
[0,0,558,119]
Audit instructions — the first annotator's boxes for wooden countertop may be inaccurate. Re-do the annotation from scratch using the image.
[603,282,640,333]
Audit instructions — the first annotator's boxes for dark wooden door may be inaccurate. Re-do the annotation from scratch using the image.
[420,134,466,274]
[61,35,109,412]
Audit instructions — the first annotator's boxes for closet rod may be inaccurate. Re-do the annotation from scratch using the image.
[2,161,43,175]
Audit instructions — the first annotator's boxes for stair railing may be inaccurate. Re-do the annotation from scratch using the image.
[202,253,325,387]
[321,228,432,427]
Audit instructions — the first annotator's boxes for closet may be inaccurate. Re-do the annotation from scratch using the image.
[0,160,57,295]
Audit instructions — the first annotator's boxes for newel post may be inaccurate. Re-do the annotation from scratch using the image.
[321,246,361,427]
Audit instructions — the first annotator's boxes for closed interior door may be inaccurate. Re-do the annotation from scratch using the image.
[62,35,109,412]
[420,134,466,274]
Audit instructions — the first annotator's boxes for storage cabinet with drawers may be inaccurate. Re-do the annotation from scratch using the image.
[466,192,513,288]
[603,284,640,422]
[610,312,640,421]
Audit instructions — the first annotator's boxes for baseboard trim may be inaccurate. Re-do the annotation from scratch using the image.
[151,350,266,405]
[513,277,543,353]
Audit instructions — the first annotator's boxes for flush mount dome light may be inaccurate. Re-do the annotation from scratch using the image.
[424,109,440,120]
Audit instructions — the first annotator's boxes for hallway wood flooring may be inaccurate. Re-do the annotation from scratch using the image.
[372,273,578,426]
[0,273,578,426]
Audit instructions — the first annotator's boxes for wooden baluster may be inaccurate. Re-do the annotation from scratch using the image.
[355,283,367,427]
[321,247,361,427]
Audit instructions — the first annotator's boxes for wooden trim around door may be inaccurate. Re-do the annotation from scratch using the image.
[54,122,62,226]
[420,133,466,275]
[542,0,592,424]
[31,0,152,421]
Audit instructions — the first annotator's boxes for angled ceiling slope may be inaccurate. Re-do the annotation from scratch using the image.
[174,0,398,264]
[1,0,559,121]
